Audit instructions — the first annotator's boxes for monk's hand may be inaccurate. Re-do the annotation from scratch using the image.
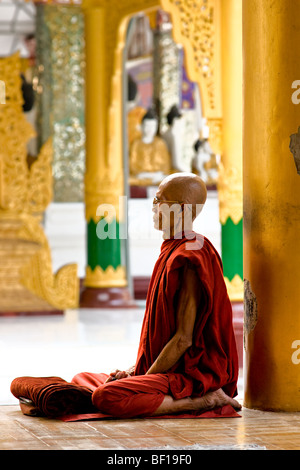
[105,367,135,383]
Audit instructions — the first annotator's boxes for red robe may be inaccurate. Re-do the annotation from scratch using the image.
[73,232,239,419]
[11,232,239,420]
[134,231,238,399]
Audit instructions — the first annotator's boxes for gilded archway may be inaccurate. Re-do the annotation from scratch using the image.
[81,0,223,292]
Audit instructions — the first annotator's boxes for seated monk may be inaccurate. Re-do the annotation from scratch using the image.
[11,173,241,419]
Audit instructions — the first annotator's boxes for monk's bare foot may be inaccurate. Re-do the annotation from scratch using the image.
[199,388,242,411]
[151,389,242,416]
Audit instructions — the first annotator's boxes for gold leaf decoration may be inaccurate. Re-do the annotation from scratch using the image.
[85,265,127,288]
[225,274,244,302]
[217,162,243,225]
[0,52,78,311]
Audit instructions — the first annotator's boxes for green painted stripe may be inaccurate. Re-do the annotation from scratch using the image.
[87,218,121,271]
[221,217,243,281]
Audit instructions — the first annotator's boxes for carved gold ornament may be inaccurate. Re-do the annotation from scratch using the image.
[0,53,78,311]
[217,162,243,225]
[225,274,244,302]
[85,169,124,223]
[161,0,222,118]
[85,265,127,288]
[18,213,79,310]
[206,117,223,156]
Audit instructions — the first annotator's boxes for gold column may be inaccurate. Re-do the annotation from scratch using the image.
[243,0,300,410]
[80,5,135,307]
[84,7,108,221]
[218,0,243,302]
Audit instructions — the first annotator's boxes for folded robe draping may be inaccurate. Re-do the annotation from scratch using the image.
[10,376,96,418]
[11,373,240,421]
[10,232,240,421]
[134,232,239,399]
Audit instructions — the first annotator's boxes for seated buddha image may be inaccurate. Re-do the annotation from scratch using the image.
[129,108,171,185]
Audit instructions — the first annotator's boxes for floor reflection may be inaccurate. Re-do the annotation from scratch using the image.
[0,303,243,405]
[0,306,145,405]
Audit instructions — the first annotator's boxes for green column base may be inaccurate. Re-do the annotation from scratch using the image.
[84,218,126,288]
[221,217,243,300]
[80,218,136,308]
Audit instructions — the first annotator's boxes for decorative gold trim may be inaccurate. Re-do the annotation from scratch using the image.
[85,169,124,223]
[18,213,79,309]
[217,162,243,225]
[84,265,128,288]
[206,117,223,156]
[27,138,53,214]
[161,0,222,119]
[225,274,244,302]
[0,52,79,311]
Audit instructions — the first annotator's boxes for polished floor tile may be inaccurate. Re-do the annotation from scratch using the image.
[1,308,300,451]
[1,404,300,450]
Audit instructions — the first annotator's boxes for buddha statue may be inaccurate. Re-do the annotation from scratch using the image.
[129,108,171,184]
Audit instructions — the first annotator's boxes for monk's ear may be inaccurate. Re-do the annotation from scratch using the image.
[182,204,193,219]
[185,203,198,221]
[193,202,205,220]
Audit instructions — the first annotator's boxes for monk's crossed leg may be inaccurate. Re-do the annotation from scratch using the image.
[91,373,241,418]
[92,374,169,418]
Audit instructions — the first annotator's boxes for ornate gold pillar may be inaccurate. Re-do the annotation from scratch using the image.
[243,0,300,410]
[218,0,243,302]
[79,4,135,307]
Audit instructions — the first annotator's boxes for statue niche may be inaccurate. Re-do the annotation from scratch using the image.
[129,108,171,185]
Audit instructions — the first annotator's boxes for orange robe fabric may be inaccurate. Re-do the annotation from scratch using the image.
[11,232,239,421]
[134,232,239,398]
[73,232,239,419]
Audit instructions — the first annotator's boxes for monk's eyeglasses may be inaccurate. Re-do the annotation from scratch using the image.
[153,197,183,206]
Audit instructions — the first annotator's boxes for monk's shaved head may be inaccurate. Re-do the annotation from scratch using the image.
[156,172,207,220]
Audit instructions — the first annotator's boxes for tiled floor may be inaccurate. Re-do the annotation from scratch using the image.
[1,404,300,450]
[1,306,300,451]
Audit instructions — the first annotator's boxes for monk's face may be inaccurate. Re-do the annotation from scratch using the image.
[152,179,184,236]
[152,173,207,237]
